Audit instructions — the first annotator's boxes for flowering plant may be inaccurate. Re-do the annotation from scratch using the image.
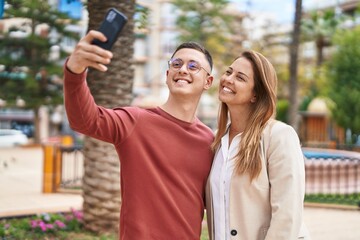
[0,208,83,238]
[30,208,83,233]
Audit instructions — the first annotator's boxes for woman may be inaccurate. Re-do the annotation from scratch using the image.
[206,50,310,240]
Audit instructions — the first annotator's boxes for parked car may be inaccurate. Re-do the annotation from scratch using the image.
[0,129,29,147]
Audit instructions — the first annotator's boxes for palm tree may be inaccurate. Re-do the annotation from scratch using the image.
[301,9,340,66]
[82,0,135,235]
[288,0,302,130]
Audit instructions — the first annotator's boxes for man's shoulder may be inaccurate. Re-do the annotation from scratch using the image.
[114,106,157,114]
[196,119,215,138]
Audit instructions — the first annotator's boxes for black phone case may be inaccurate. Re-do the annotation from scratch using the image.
[92,8,128,50]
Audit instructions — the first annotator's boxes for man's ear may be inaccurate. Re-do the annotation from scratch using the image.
[204,75,213,90]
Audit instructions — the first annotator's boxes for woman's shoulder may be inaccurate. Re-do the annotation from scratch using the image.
[264,119,298,139]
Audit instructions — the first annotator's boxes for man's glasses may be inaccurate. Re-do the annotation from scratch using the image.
[168,58,210,75]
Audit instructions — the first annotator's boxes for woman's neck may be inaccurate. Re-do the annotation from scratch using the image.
[227,106,251,145]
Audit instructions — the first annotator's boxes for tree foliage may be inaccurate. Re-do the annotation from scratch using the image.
[0,0,79,109]
[327,26,360,136]
[172,0,243,69]
[301,9,341,66]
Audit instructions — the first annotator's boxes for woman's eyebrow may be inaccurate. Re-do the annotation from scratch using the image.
[239,72,249,78]
[231,67,249,78]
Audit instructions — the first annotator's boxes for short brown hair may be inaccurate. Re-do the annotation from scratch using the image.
[171,42,213,71]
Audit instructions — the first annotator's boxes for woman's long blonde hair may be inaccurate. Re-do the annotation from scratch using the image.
[211,50,278,180]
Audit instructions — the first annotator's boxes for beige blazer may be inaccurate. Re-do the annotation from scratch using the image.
[206,120,311,240]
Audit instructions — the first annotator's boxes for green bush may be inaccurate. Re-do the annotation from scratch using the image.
[305,193,360,206]
[276,99,289,123]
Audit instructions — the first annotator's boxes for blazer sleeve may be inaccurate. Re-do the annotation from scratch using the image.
[264,122,305,240]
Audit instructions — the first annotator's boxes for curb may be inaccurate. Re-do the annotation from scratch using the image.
[305,202,360,211]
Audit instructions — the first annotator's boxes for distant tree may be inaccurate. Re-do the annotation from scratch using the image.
[301,9,341,67]
[288,0,302,130]
[0,0,79,142]
[172,0,243,69]
[82,0,135,235]
[301,9,348,101]
[327,26,360,138]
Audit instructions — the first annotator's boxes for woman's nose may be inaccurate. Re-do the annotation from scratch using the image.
[222,74,233,84]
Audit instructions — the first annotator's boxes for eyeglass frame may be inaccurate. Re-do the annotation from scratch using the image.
[168,58,211,76]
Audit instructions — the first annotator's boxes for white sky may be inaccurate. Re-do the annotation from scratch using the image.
[230,0,344,24]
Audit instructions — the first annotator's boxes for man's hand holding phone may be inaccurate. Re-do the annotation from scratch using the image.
[66,8,127,74]
[66,31,113,74]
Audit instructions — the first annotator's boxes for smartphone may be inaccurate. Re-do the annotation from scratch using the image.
[92,8,128,50]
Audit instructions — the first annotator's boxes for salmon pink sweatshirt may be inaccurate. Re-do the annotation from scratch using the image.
[63,67,214,240]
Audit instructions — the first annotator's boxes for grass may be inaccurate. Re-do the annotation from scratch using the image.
[305,193,360,207]
[0,210,210,240]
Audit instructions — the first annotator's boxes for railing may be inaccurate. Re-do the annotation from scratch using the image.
[42,143,84,193]
[42,143,360,207]
[59,145,84,191]
[304,156,360,207]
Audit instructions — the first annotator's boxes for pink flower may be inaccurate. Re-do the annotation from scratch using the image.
[46,223,54,229]
[54,220,66,229]
[71,208,83,221]
[38,221,47,232]
[30,220,39,228]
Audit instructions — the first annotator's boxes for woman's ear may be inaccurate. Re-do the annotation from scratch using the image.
[251,95,257,103]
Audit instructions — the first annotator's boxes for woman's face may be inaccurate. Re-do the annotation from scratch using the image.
[218,57,256,107]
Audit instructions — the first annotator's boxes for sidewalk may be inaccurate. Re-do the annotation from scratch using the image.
[1,146,360,240]
[0,146,82,218]
[303,206,360,240]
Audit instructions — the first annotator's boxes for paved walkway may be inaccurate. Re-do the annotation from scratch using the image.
[0,146,82,217]
[1,146,360,240]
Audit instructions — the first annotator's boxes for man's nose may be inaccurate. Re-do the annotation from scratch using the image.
[178,63,189,74]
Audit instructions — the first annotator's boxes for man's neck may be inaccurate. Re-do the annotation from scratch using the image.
[160,98,199,123]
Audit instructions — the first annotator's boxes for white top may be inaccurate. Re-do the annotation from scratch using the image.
[210,129,242,240]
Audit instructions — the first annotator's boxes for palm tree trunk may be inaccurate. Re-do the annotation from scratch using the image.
[316,38,324,67]
[83,0,135,235]
[288,0,302,131]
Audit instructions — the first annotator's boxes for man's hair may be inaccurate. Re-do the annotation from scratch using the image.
[171,42,213,71]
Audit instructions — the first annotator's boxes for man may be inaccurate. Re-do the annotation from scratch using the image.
[63,30,214,239]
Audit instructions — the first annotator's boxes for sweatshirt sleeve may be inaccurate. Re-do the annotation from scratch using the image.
[63,62,138,145]
[265,122,305,240]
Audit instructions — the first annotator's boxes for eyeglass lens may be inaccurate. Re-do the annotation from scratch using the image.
[169,58,201,74]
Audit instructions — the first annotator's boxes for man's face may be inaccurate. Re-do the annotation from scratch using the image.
[166,48,213,98]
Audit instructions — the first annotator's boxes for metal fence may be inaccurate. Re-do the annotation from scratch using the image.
[59,145,84,190]
[43,144,84,193]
